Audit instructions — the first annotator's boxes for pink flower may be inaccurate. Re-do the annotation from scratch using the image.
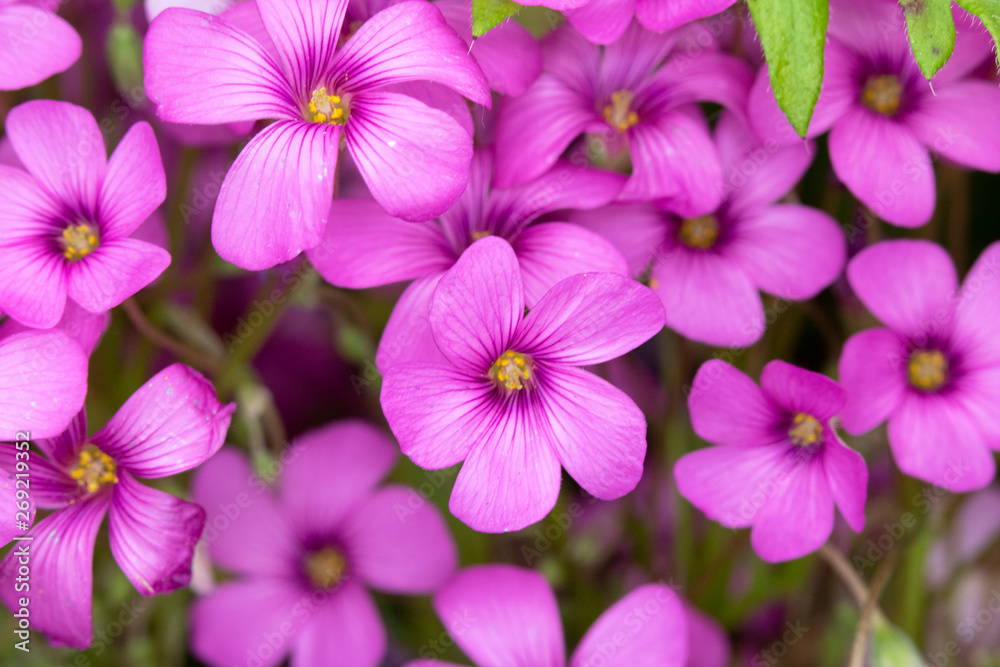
[573,113,845,347]
[307,149,628,372]
[403,564,688,667]
[189,420,456,667]
[839,240,1000,492]
[0,100,171,329]
[0,364,234,648]
[749,0,1000,227]
[564,0,737,45]
[675,360,868,562]
[381,237,664,532]
[0,0,81,90]
[144,0,491,269]
[494,21,752,215]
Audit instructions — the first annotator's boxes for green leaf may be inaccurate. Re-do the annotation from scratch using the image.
[901,0,956,78]
[956,0,1000,67]
[747,0,829,138]
[472,0,522,37]
[106,23,144,97]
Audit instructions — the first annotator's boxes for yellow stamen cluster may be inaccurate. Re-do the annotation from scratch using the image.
[862,75,903,116]
[908,349,948,391]
[304,547,346,590]
[489,350,533,391]
[603,90,639,132]
[471,230,491,241]
[678,215,719,249]
[70,445,118,493]
[60,223,100,261]
[308,86,346,124]
[788,413,824,447]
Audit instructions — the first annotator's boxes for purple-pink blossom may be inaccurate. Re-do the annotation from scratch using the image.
[189,420,456,667]
[839,239,1000,492]
[572,112,845,347]
[381,237,664,532]
[0,364,233,648]
[675,360,868,562]
[494,20,752,215]
[307,149,629,372]
[564,0,737,45]
[0,101,170,329]
[144,0,492,270]
[403,564,689,667]
[749,0,1000,227]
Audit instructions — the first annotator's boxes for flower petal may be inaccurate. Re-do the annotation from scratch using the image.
[0,331,88,439]
[289,581,387,667]
[433,564,566,667]
[33,408,86,468]
[346,91,473,222]
[331,0,490,105]
[828,107,935,227]
[0,238,68,329]
[108,471,204,595]
[822,430,868,533]
[6,100,105,214]
[0,5,80,91]
[382,362,492,468]
[571,583,688,667]
[907,81,1000,173]
[254,0,349,92]
[190,579,307,667]
[635,0,736,31]
[213,120,338,269]
[540,366,647,500]
[191,447,299,578]
[726,204,846,300]
[759,360,846,421]
[515,272,663,366]
[846,239,957,340]
[91,363,234,478]
[687,360,782,447]
[0,496,110,649]
[564,0,633,45]
[449,399,562,533]
[341,484,456,593]
[953,241,1000,367]
[750,455,833,562]
[308,199,451,289]
[651,248,765,348]
[493,74,597,189]
[887,393,996,492]
[376,274,448,373]
[513,222,630,305]
[838,328,909,435]
[144,7,295,124]
[641,51,753,123]
[430,236,522,371]
[567,202,667,277]
[98,122,166,239]
[279,419,397,539]
[66,238,171,313]
[621,107,723,217]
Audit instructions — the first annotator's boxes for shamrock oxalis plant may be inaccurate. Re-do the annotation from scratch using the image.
[1,0,999,665]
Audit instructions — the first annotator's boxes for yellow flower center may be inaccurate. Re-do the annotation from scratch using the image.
[69,445,118,493]
[862,75,903,116]
[678,215,719,249]
[489,350,533,391]
[308,86,347,125]
[60,223,100,261]
[471,230,491,241]
[603,90,639,132]
[908,350,947,391]
[788,413,823,447]
[304,547,346,590]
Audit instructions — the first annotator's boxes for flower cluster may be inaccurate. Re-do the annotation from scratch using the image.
[0,0,999,664]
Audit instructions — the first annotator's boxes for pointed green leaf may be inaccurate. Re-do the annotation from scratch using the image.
[747,0,830,138]
[901,0,956,78]
[472,0,522,37]
[956,0,1000,67]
